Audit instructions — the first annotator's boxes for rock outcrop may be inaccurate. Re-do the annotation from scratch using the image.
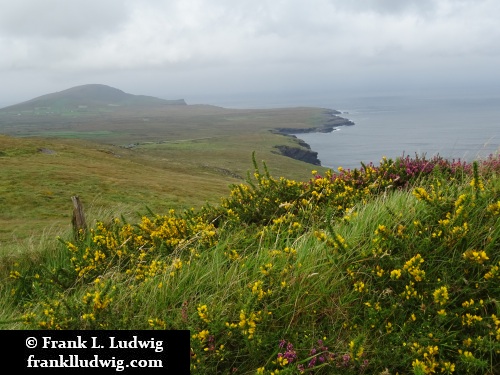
[273,137,321,165]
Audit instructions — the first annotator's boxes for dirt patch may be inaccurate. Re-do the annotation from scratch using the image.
[38,148,57,155]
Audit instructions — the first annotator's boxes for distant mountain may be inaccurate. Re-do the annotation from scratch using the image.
[0,84,186,111]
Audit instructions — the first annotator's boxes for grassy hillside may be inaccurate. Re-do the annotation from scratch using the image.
[4,86,498,373]
[1,152,499,374]
[0,133,327,253]
[1,91,344,251]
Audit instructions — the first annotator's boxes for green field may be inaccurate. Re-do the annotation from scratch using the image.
[0,104,338,251]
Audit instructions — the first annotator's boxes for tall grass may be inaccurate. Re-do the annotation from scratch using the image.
[1,152,499,374]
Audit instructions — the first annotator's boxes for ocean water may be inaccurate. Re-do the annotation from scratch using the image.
[292,94,500,170]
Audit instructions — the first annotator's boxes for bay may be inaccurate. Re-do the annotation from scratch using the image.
[292,94,500,170]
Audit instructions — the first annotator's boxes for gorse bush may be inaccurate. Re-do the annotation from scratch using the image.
[342,179,500,373]
[4,152,500,374]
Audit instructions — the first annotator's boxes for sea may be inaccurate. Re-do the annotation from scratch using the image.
[197,91,500,170]
[292,93,500,170]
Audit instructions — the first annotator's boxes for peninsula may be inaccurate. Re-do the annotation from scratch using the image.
[0,84,354,168]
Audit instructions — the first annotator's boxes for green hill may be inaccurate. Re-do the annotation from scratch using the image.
[0,84,186,112]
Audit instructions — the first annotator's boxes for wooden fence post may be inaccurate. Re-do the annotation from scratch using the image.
[71,195,87,237]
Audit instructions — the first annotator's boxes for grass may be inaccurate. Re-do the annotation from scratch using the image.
[2,99,499,373]
[0,105,334,144]
[0,105,336,250]
[0,135,228,247]
[1,152,499,374]
[0,131,326,252]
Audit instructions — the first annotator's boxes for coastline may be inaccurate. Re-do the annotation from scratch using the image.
[272,109,355,166]
[272,109,355,135]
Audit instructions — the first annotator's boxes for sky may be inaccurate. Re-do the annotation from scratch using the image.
[1,0,500,108]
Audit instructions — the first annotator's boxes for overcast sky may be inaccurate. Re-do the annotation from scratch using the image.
[1,0,499,107]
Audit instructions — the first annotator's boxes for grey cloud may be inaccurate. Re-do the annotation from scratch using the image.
[0,0,499,107]
[330,0,437,15]
[0,0,129,38]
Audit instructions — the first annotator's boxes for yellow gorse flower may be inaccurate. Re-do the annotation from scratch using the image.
[463,249,489,264]
[251,280,271,300]
[390,269,402,279]
[192,329,209,342]
[238,310,262,339]
[433,286,449,306]
[484,263,499,280]
[413,187,430,201]
[461,313,482,326]
[353,280,366,292]
[260,263,273,276]
[197,304,210,323]
[487,200,500,215]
